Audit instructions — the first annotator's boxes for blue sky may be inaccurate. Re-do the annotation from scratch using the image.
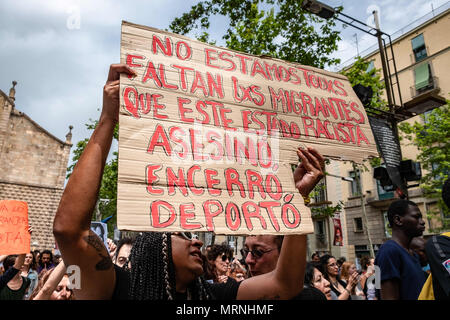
[0,0,447,169]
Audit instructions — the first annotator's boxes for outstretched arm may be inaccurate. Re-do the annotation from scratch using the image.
[237,147,325,299]
[33,261,67,300]
[53,64,136,299]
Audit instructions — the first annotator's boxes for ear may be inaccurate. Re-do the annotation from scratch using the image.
[392,214,403,227]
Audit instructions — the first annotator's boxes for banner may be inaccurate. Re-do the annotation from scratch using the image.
[332,213,343,246]
[117,21,378,235]
[0,200,30,255]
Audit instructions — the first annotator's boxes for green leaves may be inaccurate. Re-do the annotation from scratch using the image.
[399,102,450,229]
[169,0,342,68]
[341,56,388,112]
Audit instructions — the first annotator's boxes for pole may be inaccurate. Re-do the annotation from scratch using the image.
[352,162,376,258]
[373,10,393,110]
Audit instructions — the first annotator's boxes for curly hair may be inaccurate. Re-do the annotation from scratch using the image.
[128,232,213,300]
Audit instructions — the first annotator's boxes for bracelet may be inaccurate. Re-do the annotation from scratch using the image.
[344,288,351,295]
[302,194,311,205]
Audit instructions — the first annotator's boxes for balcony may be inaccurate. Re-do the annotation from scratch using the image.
[366,188,396,208]
[410,76,439,98]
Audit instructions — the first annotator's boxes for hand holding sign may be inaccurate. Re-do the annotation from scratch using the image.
[294,146,325,197]
[0,200,31,255]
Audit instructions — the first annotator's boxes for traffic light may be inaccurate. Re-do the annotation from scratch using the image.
[373,160,422,191]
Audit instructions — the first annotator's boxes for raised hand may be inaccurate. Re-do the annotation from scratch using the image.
[293,146,325,197]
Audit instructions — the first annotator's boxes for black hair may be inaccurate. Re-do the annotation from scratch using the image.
[443,178,450,208]
[359,256,370,271]
[206,244,233,262]
[128,232,212,300]
[304,262,318,287]
[319,254,337,282]
[40,250,53,262]
[337,257,346,266]
[3,255,17,270]
[273,236,284,252]
[387,199,418,226]
[115,237,134,259]
[311,252,319,260]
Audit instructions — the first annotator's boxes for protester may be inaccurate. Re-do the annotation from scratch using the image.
[375,199,426,300]
[227,258,247,283]
[321,254,358,300]
[359,256,377,300]
[205,244,234,283]
[20,252,39,299]
[410,237,429,277]
[37,250,55,274]
[336,256,346,276]
[301,262,331,300]
[340,261,365,299]
[311,252,320,263]
[0,255,31,300]
[53,63,325,300]
[114,237,134,268]
[30,261,73,300]
[419,178,450,300]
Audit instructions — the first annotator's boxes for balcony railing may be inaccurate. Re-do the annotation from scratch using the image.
[410,76,439,98]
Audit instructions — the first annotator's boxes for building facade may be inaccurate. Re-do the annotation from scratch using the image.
[0,82,72,251]
[322,6,450,262]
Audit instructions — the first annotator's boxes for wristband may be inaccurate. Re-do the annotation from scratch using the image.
[302,194,311,205]
[344,288,351,295]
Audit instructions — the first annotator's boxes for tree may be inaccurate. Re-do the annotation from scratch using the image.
[341,56,387,112]
[399,103,450,231]
[67,120,119,238]
[169,0,342,68]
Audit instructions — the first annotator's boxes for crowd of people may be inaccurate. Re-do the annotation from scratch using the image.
[0,64,448,301]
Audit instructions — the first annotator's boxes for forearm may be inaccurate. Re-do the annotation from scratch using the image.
[0,255,7,263]
[13,254,26,270]
[33,261,67,300]
[274,234,307,297]
[53,117,116,239]
[0,267,20,289]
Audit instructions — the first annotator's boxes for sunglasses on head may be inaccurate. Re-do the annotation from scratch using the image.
[173,232,198,241]
[242,248,275,259]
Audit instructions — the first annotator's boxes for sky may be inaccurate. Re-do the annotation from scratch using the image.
[0,0,447,171]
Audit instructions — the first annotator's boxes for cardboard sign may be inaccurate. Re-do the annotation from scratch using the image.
[0,200,30,255]
[117,21,378,235]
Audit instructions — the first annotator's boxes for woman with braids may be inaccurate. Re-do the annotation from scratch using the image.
[53,64,325,300]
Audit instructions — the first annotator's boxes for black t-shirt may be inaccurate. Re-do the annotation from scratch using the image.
[330,279,352,300]
[205,278,241,300]
[112,265,241,300]
[293,287,327,300]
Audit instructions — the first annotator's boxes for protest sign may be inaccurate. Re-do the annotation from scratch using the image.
[0,200,30,255]
[117,21,378,235]
[90,221,109,253]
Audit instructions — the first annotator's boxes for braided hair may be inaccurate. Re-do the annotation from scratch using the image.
[128,232,213,300]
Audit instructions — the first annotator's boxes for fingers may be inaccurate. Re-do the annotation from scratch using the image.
[302,148,323,173]
[107,64,137,82]
[297,148,314,171]
[307,146,325,170]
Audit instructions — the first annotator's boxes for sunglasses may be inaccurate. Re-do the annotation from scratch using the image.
[221,254,233,262]
[173,232,198,241]
[242,248,275,259]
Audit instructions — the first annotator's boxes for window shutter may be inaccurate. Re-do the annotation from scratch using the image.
[414,63,430,90]
[411,34,425,50]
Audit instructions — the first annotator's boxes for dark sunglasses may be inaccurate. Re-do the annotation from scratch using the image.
[173,232,198,241]
[242,248,275,259]
[221,254,233,262]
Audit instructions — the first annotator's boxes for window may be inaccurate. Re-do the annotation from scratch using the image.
[414,63,432,92]
[383,211,392,238]
[411,34,427,62]
[349,170,361,196]
[316,220,325,235]
[354,217,364,232]
[366,60,375,74]
[313,179,327,203]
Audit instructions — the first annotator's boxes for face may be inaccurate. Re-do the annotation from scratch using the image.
[234,273,245,282]
[50,275,72,300]
[398,205,426,237]
[214,252,231,275]
[244,236,280,277]
[349,264,357,275]
[24,253,33,266]
[312,268,331,300]
[171,233,204,285]
[42,253,51,264]
[326,257,339,277]
[116,244,132,268]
